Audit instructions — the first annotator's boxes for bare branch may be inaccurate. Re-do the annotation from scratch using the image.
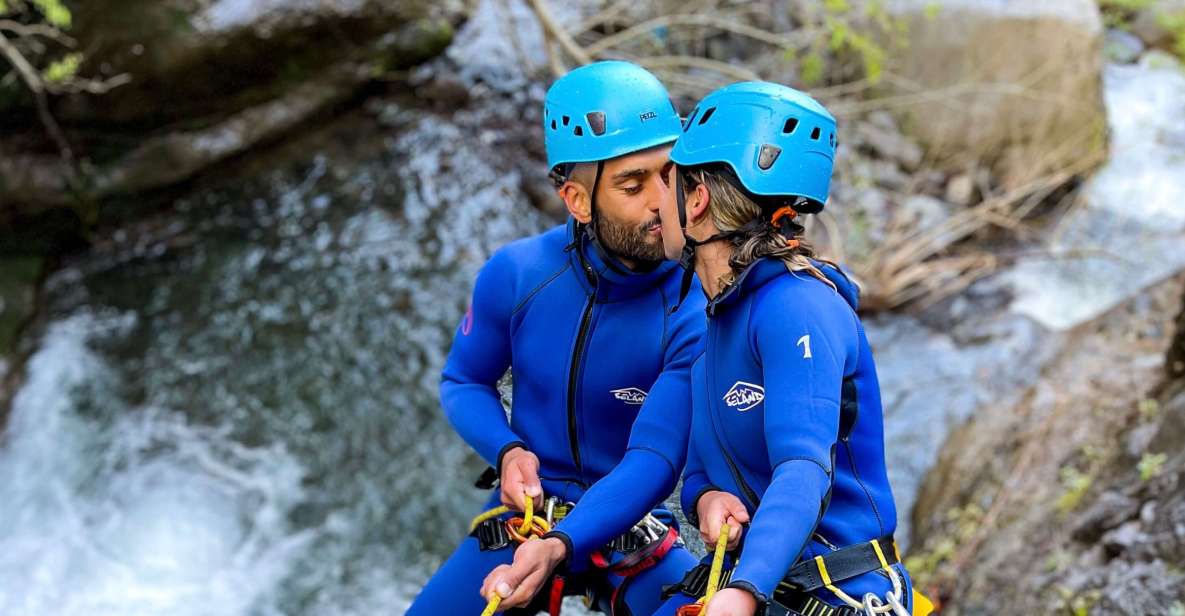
[0,28,74,164]
[523,0,591,66]
[0,19,76,46]
[585,13,812,56]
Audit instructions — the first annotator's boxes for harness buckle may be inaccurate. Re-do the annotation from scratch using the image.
[472,517,512,552]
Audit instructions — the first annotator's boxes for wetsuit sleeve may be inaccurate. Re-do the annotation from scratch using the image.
[547,300,703,563]
[680,434,717,528]
[439,249,524,469]
[728,295,845,603]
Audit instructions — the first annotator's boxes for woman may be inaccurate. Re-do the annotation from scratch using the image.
[653,82,915,616]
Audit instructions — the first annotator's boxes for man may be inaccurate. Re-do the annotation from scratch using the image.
[407,61,704,616]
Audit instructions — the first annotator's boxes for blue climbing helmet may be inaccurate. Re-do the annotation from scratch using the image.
[670,81,837,212]
[544,61,682,176]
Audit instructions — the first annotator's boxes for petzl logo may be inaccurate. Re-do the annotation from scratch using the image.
[639,111,658,122]
[723,381,765,412]
[611,387,648,405]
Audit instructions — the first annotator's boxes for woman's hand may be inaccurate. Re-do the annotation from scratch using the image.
[703,588,757,616]
[696,490,749,550]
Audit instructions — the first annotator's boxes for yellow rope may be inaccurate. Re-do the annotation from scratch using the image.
[704,522,730,604]
[480,593,501,616]
[519,493,534,534]
[469,505,510,534]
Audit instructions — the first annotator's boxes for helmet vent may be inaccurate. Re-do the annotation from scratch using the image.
[698,107,717,125]
[586,112,606,136]
[830,132,837,147]
[783,118,799,134]
[551,119,557,130]
[573,126,584,136]
[758,144,782,170]
[810,127,821,140]
[562,115,570,126]
[683,108,699,132]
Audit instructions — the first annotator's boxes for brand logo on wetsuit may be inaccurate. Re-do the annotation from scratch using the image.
[723,381,765,411]
[611,387,648,405]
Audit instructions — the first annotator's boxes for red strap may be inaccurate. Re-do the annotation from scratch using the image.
[592,527,679,577]
[613,527,678,577]
[548,575,565,616]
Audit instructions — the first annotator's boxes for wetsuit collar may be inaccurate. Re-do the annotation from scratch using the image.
[566,219,676,302]
[705,256,786,316]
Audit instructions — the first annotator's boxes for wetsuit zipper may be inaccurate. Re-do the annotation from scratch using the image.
[566,262,596,479]
[704,321,762,508]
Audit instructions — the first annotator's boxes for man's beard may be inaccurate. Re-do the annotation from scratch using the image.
[593,212,665,265]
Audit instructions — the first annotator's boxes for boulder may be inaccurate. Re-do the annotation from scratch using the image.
[876,0,1108,187]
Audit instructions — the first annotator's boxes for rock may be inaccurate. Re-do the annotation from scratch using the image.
[874,0,1107,187]
[0,0,464,211]
[1072,491,1139,541]
[1102,520,1146,556]
[1127,423,1161,458]
[0,256,42,358]
[1130,0,1185,51]
[944,172,975,206]
[1105,28,1147,63]
[900,194,953,233]
[56,0,463,128]
[854,113,924,170]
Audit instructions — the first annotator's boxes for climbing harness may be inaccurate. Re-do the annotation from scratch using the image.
[673,522,730,616]
[473,493,681,616]
[768,537,933,616]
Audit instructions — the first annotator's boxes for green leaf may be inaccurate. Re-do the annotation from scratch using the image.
[43,52,81,84]
[801,53,825,86]
[31,0,71,28]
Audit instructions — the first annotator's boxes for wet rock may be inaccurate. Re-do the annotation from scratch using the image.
[875,0,1107,187]
[0,256,42,359]
[1105,28,1146,63]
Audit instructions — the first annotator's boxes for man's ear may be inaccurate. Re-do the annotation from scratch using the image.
[558,181,592,224]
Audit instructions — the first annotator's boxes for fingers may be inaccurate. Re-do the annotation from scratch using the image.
[725,498,750,524]
[500,562,551,608]
[725,516,743,551]
[480,564,513,601]
[500,453,543,511]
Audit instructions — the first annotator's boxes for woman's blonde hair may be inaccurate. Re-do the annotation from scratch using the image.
[681,165,836,292]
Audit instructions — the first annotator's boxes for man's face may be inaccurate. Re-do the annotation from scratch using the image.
[591,145,673,265]
[657,163,688,261]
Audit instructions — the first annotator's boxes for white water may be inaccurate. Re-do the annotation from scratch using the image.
[1009,59,1185,330]
[0,314,312,616]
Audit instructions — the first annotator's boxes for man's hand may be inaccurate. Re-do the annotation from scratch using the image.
[703,588,757,616]
[696,491,749,551]
[479,537,568,609]
[500,447,543,512]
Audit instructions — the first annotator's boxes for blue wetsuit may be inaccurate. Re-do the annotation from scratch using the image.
[655,258,910,615]
[408,220,704,615]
